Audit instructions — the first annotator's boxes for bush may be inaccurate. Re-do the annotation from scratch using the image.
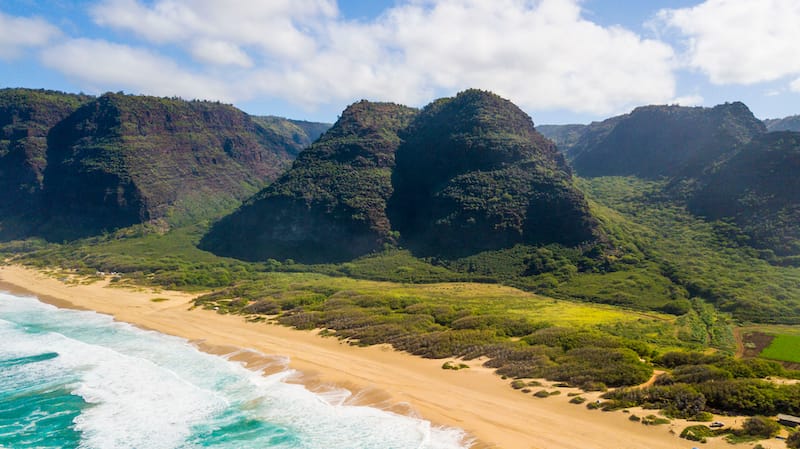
[569,396,586,404]
[680,424,713,442]
[787,431,800,449]
[641,415,670,426]
[690,411,714,422]
[742,416,780,438]
[533,390,551,398]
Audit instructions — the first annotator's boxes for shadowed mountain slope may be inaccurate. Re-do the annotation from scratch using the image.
[0,89,91,220]
[39,93,310,238]
[203,90,602,263]
[201,101,418,263]
[571,102,766,179]
[689,131,800,259]
[389,89,600,257]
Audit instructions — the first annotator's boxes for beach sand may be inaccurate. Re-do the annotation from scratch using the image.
[0,264,781,449]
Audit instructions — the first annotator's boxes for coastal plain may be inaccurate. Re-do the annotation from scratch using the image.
[0,264,775,449]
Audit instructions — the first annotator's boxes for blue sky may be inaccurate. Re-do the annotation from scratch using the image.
[2,0,799,124]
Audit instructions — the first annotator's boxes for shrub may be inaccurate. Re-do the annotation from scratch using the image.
[569,396,586,404]
[242,299,281,314]
[629,414,641,422]
[690,411,714,422]
[641,415,670,426]
[680,424,713,442]
[534,390,551,398]
[511,380,526,389]
[742,416,780,438]
[787,431,800,449]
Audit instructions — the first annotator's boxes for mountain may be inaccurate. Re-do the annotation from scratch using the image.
[536,124,585,153]
[388,89,600,256]
[38,93,318,238]
[764,115,800,132]
[201,101,418,263]
[689,131,800,259]
[204,89,602,263]
[0,89,91,225]
[571,102,766,178]
[251,116,330,149]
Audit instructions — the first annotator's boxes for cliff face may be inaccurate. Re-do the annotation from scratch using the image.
[40,93,306,237]
[201,101,418,263]
[689,131,800,258]
[0,89,91,219]
[389,89,599,256]
[204,90,602,263]
[571,103,766,178]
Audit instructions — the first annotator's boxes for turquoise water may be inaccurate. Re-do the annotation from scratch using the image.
[0,292,470,449]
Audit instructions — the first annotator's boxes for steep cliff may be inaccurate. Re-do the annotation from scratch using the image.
[41,93,303,237]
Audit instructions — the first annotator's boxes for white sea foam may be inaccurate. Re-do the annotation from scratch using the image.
[0,293,471,449]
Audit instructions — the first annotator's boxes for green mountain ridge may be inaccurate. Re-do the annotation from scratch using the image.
[203,90,602,263]
[201,100,418,263]
[570,102,766,179]
[0,88,329,240]
[388,89,600,257]
[689,131,800,260]
[764,115,800,132]
[0,89,93,231]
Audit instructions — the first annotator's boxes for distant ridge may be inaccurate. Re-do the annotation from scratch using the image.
[689,131,800,260]
[764,115,800,132]
[570,102,766,179]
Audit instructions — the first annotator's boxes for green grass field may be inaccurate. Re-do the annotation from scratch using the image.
[760,334,800,363]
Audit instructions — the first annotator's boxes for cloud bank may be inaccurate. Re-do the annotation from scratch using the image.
[29,0,678,115]
[659,0,800,91]
[5,0,797,116]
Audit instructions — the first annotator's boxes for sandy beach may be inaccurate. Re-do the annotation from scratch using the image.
[0,264,780,449]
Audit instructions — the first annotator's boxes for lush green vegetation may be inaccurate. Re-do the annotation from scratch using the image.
[571,102,765,179]
[575,176,800,324]
[202,101,418,263]
[388,89,599,257]
[602,351,800,418]
[760,335,800,363]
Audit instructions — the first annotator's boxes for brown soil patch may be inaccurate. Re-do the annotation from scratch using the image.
[740,331,774,358]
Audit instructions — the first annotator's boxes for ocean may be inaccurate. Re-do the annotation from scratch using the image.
[0,292,470,449]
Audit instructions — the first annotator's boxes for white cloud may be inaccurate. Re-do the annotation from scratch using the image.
[669,94,704,106]
[791,78,800,94]
[40,39,234,101]
[250,0,678,114]
[44,0,680,116]
[659,0,800,85]
[0,11,61,59]
[190,40,253,67]
[90,0,337,62]
[375,0,677,113]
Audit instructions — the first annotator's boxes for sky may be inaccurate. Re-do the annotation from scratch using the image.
[1,0,799,125]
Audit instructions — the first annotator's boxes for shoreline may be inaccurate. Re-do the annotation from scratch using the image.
[0,264,771,449]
